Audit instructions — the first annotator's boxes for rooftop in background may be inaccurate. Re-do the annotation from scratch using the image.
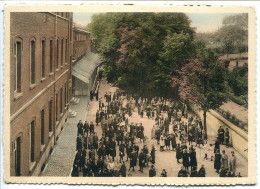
[73,22,90,33]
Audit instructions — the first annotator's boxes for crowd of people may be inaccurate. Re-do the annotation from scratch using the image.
[71,89,241,177]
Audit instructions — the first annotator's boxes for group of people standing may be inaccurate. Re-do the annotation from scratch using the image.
[71,86,241,177]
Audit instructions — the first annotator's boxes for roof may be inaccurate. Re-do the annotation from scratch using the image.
[72,51,101,84]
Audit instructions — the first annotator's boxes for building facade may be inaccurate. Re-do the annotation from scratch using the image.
[72,26,91,63]
[71,26,101,97]
[10,12,73,176]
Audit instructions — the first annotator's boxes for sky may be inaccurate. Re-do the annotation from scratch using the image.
[73,12,237,33]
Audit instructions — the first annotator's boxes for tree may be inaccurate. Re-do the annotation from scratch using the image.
[88,12,195,97]
[172,46,228,139]
[215,13,248,57]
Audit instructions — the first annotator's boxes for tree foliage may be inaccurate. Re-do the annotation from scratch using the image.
[88,13,194,97]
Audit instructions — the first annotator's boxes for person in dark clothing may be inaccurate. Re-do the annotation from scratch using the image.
[138,150,145,172]
[120,161,127,177]
[84,121,90,136]
[110,139,117,161]
[160,169,167,177]
[90,121,95,134]
[77,120,83,136]
[190,166,198,177]
[119,142,125,163]
[190,148,197,171]
[214,140,220,154]
[126,145,132,162]
[176,143,182,164]
[178,166,188,177]
[198,165,206,177]
[218,126,225,144]
[93,132,99,151]
[149,165,156,177]
[151,145,156,164]
[97,145,106,160]
[219,165,227,177]
[71,164,79,177]
[225,128,230,147]
[214,149,221,173]
[182,149,190,172]
[129,149,137,171]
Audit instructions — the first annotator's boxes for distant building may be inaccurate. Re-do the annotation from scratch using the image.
[10,12,73,176]
[72,26,101,96]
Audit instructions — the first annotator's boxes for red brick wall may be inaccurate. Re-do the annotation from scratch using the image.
[10,12,73,176]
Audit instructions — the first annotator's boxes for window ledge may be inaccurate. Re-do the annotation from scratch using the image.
[40,144,45,152]
[41,77,46,82]
[49,131,53,138]
[30,83,36,90]
[49,72,54,76]
[14,91,23,101]
[29,162,36,172]
[56,68,59,72]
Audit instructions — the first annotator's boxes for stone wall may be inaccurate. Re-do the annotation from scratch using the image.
[190,104,248,160]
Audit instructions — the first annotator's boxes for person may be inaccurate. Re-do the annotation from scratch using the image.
[151,125,156,139]
[214,140,220,154]
[119,142,125,163]
[214,149,221,173]
[198,164,206,177]
[71,164,79,177]
[90,121,95,134]
[190,166,198,177]
[176,143,182,164]
[77,120,83,136]
[218,126,225,144]
[83,121,90,136]
[138,150,145,172]
[160,135,165,151]
[149,165,156,177]
[225,128,230,147]
[190,148,197,171]
[170,133,176,151]
[229,151,237,174]
[160,169,167,177]
[182,149,190,172]
[178,166,188,177]
[221,150,228,170]
[93,132,99,151]
[219,165,227,177]
[129,149,137,171]
[151,145,156,164]
[120,161,127,177]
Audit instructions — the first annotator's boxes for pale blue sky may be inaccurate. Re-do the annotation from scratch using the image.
[73,12,237,33]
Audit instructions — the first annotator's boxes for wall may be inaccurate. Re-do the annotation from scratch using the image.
[190,104,248,159]
[10,12,73,176]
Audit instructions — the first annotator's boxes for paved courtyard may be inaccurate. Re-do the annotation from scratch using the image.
[41,79,248,177]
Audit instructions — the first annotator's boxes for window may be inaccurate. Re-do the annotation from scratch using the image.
[15,41,22,93]
[50,40,53,73]
[41,40,45,78]
[30,40,36,84]
[56,40,59,69]
[14,136,21,176]
[41,109,45,145]
[49,100,53,132]
[65,82,67,104]
[61,39,63,66]
[60,88,63,114]
[55,93,58,121]
[29,120,35,162]
[65,39,67,64]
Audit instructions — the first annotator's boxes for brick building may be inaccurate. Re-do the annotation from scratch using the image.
[72,26,101,96]
[72,26,91,62]
[10,12,74,176]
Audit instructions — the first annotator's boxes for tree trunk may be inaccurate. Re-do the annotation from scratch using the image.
[203,110,208,141]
